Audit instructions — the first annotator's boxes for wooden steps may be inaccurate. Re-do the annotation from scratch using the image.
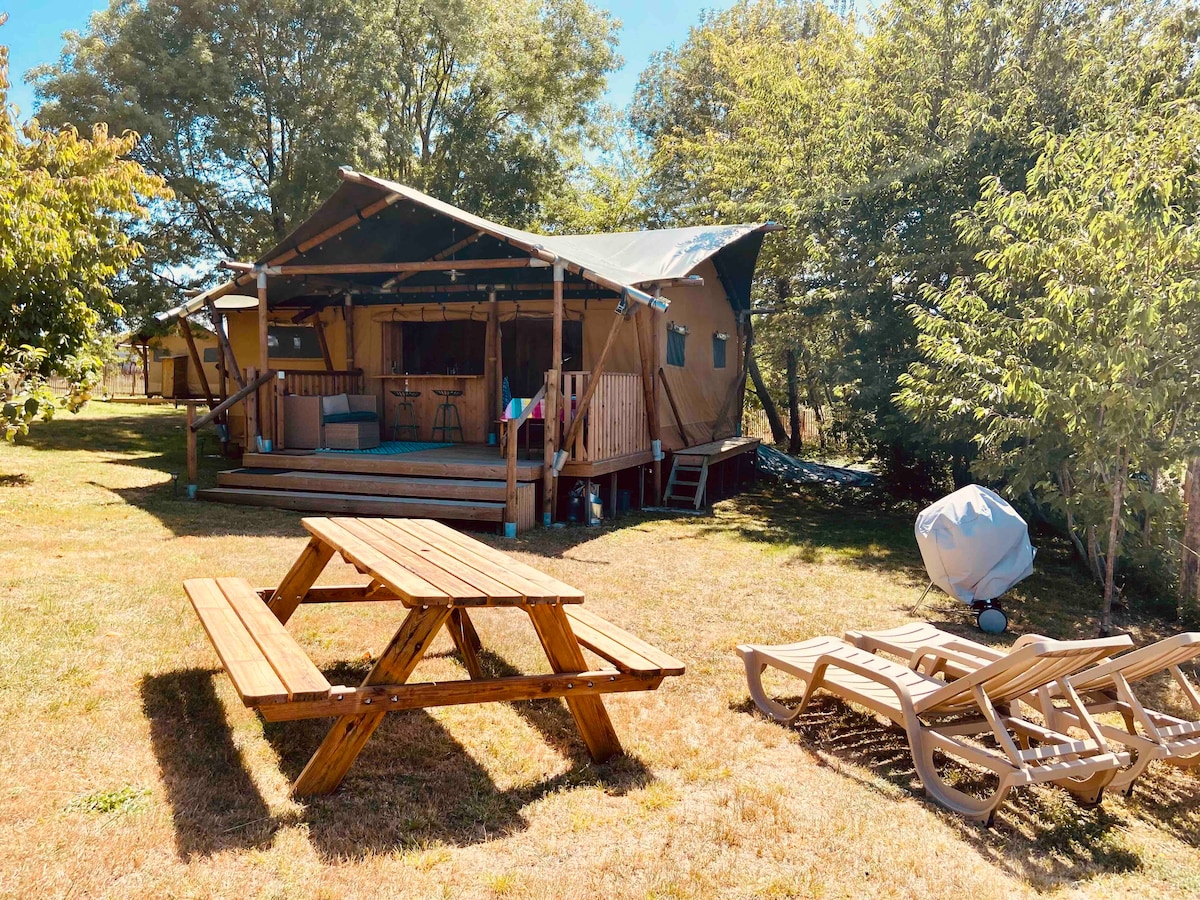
[664,436,760,509]
[199,469,537,532]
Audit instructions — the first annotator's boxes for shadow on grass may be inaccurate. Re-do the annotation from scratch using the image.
[144,654,650,861]
[140,669,286,858]
[0,473,31,487]
[732,694,1145,887]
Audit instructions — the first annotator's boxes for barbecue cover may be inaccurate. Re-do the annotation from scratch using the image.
[915,485,1035,604]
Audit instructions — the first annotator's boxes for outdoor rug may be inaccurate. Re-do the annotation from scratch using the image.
[317,441,453,455]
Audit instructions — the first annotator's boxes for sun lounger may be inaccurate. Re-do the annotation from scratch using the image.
[846,623,1200,794]
[737,633,1132,824]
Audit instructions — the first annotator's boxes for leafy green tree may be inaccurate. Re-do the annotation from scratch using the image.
[897,107,1200,630]
[30,0,619,326]
[0,20,168,438]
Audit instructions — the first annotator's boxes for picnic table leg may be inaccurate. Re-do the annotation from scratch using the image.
[448,609,484,679]
[526,605,623,762]
[292,604,452,796]
[267,537,335,624]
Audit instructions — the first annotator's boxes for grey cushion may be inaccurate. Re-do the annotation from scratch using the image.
[322,393,351,416]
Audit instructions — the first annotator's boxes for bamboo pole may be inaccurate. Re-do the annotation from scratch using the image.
[178,318,216,407]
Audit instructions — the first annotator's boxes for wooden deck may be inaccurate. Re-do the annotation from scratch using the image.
[242,443,544,481]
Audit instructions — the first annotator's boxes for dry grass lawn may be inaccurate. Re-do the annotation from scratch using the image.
[0,403,1197,899]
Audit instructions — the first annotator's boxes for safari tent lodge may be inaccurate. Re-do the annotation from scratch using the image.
[173,168,776,533]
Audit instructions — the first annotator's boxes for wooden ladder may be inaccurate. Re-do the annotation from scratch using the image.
[664,454,709,509]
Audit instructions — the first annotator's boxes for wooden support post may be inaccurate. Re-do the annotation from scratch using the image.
[543,368,558,525]
[246,366,259,447]
[139,342,150,397]
[634,307,663,504]
[659,367,690,447]
[178,319,216,406]
[448,609,484,680]
[215,311,228,404]
[504,419,519,537]
[274,372,286,450]
[557,309,628,462]
[205,297,245,391]
[343,293,356,371]
[546,265,564,523]
[185,402,198,492]
[313,313,334,371]
[256,272,273,441]
[485,291,498,443]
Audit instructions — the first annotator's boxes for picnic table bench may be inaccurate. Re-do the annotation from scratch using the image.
[185,516,684,795]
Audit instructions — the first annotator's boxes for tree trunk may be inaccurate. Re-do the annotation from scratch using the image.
[1181,455,1200,621]
[786,348,802,455]
[1100,449,1126,636]
[747,355,788,446]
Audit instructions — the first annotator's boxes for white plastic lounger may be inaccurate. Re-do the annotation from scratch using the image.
[847,623,1200,794]
[737,634,1132,825]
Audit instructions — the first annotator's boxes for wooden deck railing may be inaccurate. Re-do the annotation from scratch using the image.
[560,371,648,463]
[283,369,364,396]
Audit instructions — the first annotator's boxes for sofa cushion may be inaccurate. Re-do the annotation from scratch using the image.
[322,393,351,416]
[323,410,379,424]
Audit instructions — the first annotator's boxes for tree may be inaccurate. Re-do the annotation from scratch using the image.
[30,0,619,328]
[897,107,1200,630]
[0,18,169,438]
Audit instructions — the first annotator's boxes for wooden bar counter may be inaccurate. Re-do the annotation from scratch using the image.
[372,374,486,443]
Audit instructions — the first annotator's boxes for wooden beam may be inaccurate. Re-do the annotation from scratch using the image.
[226,258,547,277]
[256,272,271,440]
[178,318,216,407]
[312,313,334,371]
[634,307,663,504]
[556,311,628,465]
[385,230,486,287]
[192,369,275,431]
[259,670,663,721]
[343,294,355,371]
[215,311,228,404]
[504,385,546,536]
[205,297,246,390]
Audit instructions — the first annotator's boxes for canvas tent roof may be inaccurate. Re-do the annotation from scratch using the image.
[168,169,775,320]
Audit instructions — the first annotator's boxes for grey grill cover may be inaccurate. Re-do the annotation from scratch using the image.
[915,485,1035,604]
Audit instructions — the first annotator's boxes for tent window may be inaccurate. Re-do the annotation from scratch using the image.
[667,324,688,367]
[151,348,169,361]
[268,325,322,359]
[202,347,219,363]
[712,332,728,369]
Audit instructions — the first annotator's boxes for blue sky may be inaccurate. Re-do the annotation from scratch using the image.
[3,0,744,120]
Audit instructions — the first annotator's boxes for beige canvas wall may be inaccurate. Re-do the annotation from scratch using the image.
[221,264,742,451]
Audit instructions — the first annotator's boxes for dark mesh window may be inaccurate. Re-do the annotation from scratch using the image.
[268,325,322,359]
[667,329,686,367]
[202,347,219,363]
[713,334,727,369]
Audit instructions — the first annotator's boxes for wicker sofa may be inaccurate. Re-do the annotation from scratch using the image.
[283,393,380,450]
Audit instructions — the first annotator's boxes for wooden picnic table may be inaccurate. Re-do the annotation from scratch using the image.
[185,516,684,796]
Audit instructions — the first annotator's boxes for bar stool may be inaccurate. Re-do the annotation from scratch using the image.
[390,390,421,441]
[431,389,465,442]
